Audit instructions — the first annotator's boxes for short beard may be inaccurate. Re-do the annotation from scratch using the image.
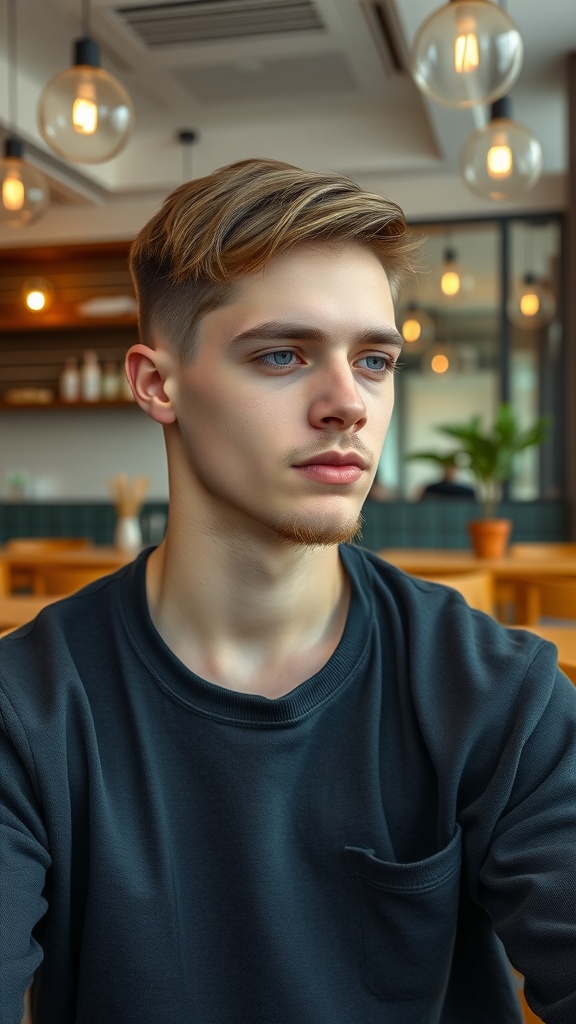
[271,511,364,548]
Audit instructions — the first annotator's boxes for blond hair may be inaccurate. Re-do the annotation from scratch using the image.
[130,157,416,359]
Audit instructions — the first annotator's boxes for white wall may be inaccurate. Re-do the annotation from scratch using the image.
[1,407,169,501]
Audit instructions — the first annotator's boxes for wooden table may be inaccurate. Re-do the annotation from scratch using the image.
[512,624,576,684]
[0,545,134,573]
[378,548,576,579]
[0,545,135,595]
[0,595,60,632]
[378,549,576,624]
[0,545,135,628]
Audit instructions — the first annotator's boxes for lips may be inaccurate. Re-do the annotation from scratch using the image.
[294,451,369,470]
[292,450,369,485]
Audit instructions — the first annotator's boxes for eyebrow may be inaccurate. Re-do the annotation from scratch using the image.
[231,320,405,350]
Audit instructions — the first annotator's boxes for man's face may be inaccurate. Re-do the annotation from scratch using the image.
[162,241,402,546]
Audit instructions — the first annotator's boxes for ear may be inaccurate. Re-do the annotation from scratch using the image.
[124,344,176,425]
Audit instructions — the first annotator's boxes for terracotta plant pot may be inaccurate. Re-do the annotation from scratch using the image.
[468,519,512,559]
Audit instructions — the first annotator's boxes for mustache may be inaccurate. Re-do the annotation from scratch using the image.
[284,437,374,468]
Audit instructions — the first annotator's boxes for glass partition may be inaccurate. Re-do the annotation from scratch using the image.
[507,219,563,500]
[376,215,564,503]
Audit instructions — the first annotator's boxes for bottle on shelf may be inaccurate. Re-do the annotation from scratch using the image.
[59,357,80,402]
[102,362,121,401]
[81,350,102,402]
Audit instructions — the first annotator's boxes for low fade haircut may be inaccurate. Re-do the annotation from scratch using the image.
[130,157,417,362]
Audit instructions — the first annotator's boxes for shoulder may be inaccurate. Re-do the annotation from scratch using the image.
[343,546,576,797]
[341,543,560,707]
[0,559,136,734]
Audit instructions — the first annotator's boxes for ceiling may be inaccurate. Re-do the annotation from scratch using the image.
[0,0,575,243]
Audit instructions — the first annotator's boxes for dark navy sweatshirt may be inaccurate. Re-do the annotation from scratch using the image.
[1,545,575,1023]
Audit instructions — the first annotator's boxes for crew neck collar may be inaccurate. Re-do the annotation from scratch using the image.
[118,544,373,727]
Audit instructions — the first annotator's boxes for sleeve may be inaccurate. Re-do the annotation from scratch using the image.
[384,573,576,1023]
[472,653,576,1024]
[0,695,51,1024]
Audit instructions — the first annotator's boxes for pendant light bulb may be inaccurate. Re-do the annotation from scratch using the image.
[422,345,459,376]
[23,277,53,312]
[431,353,450,374]
[399,304,435,352]
[411,0,523,108]
[0,139,50,229]
[507,273,556,329]
[460,96,542,199]
[2,172,24,211]
[72,83,98,134]
[38,35,134,164]
[403,317,422,343]
[1,0,50,227]
[520,284,539,318]
[440,248,461,297]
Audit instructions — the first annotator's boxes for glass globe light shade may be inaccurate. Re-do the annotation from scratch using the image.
[0,138,50,229]
[411,0,523,108]
[38,39,133,164]
[460,104,542,199]
[507,274,556,329]
[399,305,435,353]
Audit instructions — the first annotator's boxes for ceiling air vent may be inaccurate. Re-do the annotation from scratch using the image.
[116,0,326,48]
[360,0,409,76]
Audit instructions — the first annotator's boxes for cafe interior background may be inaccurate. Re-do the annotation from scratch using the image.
[1,0,576,551]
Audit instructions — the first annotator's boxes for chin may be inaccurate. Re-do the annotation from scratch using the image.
[271,511,364,548]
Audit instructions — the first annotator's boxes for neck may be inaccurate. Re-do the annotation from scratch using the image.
[145,524,350,698]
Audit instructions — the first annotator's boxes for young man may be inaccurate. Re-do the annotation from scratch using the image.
[1,159,575,1024]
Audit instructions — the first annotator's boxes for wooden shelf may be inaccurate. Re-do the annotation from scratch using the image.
[0,241,138,401]
[0,399,138,412]
[0,314,138,333]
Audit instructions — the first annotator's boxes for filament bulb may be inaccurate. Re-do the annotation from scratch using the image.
[487,144,513,178]
[454,31,479,74]
[72,84,98,135]
[2,174,24,211]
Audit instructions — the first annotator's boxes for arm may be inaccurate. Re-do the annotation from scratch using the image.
[0,695,51,1024]
[467,655,576,1023]
[402,580,576,1024]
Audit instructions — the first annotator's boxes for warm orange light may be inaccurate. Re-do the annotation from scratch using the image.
[23,278,53,312]
[520,291,540,317]
[431,353,450,374]
[487,144,513,178]
[25,289,47,311]
[2,174,24,211]
[454,31,479,74]
[402,317,422,343]
[441,270,461,296]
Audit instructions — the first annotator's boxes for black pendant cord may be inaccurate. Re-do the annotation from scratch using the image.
[82,0,91,36]
[178,130,198,181]
[182,144,192,182]
[7,0,18,132]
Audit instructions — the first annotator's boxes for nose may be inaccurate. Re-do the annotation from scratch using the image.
[308,362,367,432]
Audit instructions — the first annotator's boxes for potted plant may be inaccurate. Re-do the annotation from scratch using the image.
[407,403,550,557]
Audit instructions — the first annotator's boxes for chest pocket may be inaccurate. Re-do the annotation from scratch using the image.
[345,827,462,1003]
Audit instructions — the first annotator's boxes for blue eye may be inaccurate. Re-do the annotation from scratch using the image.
[358,355,389,371]
[260,351,297,366]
